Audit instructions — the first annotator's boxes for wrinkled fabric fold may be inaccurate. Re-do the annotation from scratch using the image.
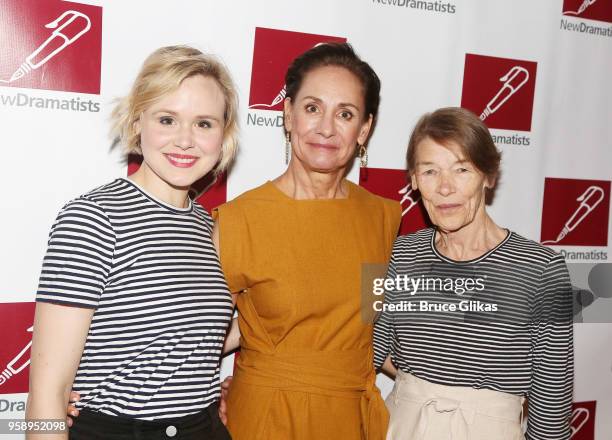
[386,370,524,440]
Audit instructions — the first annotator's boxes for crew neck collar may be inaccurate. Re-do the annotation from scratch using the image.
[430,227,512,264]
[120,178,193,213]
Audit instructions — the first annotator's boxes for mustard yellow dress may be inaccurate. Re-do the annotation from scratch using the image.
[213,180,400,440]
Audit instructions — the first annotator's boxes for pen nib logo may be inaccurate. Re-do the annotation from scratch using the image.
[461,54,538,132]
[542,186,604,245]
[541,178,610,247]
[564,0,598,16]
[570,407,590,438]
[248,86,287,110]
[0,326,33,387]
[0,10,91,84]
[480,66,529,121]
[398,183,421,217]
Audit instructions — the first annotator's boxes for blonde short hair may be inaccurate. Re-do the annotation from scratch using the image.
[111,45,239,174]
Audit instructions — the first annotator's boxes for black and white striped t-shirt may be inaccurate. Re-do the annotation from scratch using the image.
[36,178,233,420]
[373,228,573,440]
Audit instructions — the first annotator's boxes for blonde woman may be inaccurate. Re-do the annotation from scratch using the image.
[26,46,237,440]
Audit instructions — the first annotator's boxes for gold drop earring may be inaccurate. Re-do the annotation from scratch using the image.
[358,144,368,168]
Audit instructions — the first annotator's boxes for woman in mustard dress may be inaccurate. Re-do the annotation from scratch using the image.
[214,43,400,439]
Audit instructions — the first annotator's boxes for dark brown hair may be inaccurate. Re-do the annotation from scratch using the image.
[284,42,381,120]
[407,107,501,179]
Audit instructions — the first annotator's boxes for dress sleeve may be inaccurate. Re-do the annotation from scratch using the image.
[373,239,399,370]
[212,202,248,294]
[36,199,116,309]
[527,253,573,440]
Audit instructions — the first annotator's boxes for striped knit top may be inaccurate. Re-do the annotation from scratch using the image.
[373,228,573,440]
[36,178,233,420]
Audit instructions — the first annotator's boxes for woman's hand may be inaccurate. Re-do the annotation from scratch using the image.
[218,376,233,425]
[223,318,240,354]
[381,356,398,378]
[65,391,80,427]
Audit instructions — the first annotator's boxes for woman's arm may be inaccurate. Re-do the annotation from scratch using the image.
[26,303,94,440]
[223,317,240,354]
[380,356,398,379]
[212,221,221,255]
[213,221,241,355]
[527,254,573,440]
[28,198,115,438]
[213,219,238,426]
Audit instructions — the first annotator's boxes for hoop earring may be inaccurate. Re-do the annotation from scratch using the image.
[285,132,291,164]
[359,144,368,168]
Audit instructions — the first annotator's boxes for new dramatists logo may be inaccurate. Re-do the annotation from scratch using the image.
[560,0,612,37]
[570,401,596,440]
[461,54,537,137]
[563,0,612,23]
[248,27,345,116]
[370,0,456,14]
[0,303,35,395]
[0,0,102,94]
[359,168,430,235]
[541,178,610,247]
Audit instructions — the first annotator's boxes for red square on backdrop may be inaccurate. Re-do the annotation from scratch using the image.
[248,27,345,111]
[570,401,596,440]
[195,172,227,214]
[562,0,612,23]
[359,168,430,236]
[540,177,610,247]
[127,156,227,214]
[461,54,537,132]
[0,0,102,94]
[0,302,35,395]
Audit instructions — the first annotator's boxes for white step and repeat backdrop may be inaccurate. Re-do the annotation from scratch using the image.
[1,0,610,438]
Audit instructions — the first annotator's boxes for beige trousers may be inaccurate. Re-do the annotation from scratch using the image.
[385,371,525,440]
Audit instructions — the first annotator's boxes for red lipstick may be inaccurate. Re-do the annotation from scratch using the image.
[164,153,198,168]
